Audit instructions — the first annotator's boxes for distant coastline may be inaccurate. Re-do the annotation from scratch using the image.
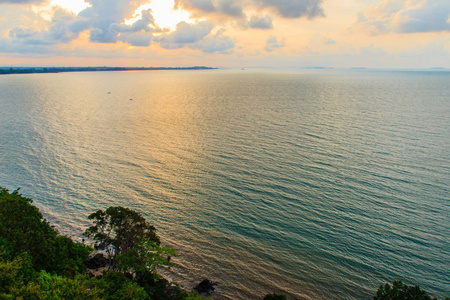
[0,66,216,75]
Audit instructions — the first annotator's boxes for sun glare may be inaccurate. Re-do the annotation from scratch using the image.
[126,0,193,31]
[51,0,91,15]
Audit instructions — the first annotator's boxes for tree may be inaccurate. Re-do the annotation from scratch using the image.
[0,187,90,275]
[10,271,101,300]
[0,187,203,299]
[117,240,176,274]
[84,206,161,270]
[89,271,149,300]
[0,253,34,296]
[0,187,56,270]
[373,280,448,300]
[135,269,201,300]
[264,293,287,300]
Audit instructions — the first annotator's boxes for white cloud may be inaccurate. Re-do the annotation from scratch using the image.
[255,0,324,19]
[247,15,273,29]
[6,8,82,46]
[264,36,285,52]
[3,1,157,47]
[156,21,214,49]
[218,0,243,17]
[0,0,47,3]
[175,0,324,19]
[118,31,153,47]
[78,0,154,43]
[174,0,215,13]
[190,28,234,53]
[356,0,450,34]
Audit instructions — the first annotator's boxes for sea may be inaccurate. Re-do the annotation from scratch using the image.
[0,69,449,299]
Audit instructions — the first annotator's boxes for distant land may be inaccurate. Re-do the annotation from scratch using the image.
[0,66,216,75]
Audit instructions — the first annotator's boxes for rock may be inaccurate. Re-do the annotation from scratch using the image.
[85,253,108,269]
[194,279,218,295]
[87,270,96,278]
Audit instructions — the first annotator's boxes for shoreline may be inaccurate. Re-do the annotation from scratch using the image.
[0,66,217,75]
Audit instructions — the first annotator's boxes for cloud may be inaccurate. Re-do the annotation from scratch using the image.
[176,0,323,19]
[78,0,154,43]
[356,0,450,34]
[174,0,215,13]
[247,15,273,29]
[107,9,155,46]
[190,29,234,53]
[175,0,244,17]
[7,8,83,45]
[0,38,53,54]
[155,22,233,53]
[394,0,450,33]
[255,0,324,19]
[264,36,285,52]
[310,34,335,46]
[79,0,144,22]
[118,31,153,47]
[0,0,47,3]
[8,27,37,39]
[218,0,243,17]
[2,0,158,53]
[122,9,155,32]
[156,21,214,49]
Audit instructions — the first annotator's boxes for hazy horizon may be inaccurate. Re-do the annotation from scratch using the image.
[1,65,449,71]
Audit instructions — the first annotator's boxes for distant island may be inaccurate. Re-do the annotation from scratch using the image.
[0,66,216,75]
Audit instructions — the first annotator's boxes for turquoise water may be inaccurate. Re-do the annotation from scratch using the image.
[0,69,449,299]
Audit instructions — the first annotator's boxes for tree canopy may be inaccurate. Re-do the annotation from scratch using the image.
[0,187,202,300]
[373,280,449,300]
[0,187,90,275]
[84,206,165,270]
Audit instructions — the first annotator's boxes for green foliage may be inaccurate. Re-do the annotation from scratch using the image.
[0,238,14,262]
[90,271,149,300]
[84,206,160,269]
[52,235,92,276]
[0,187,205,300]
[117,240,177,274]
[0,253,34,296]
[10,270,100,300]
[0,187,91,275]
[0,187,56,271]
[135,269,201,300]
[263,293,287,300]
[373,280,447,300]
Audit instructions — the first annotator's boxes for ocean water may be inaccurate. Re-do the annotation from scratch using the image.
[0,69,449,299]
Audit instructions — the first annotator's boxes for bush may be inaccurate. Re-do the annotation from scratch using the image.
[84,206,160,270]
[90,271,149,300]
[264,293,287,300]
[0,187,209,299]
[374,281,448,300]
[10,270,100,300]
[0,187,91,275]
[0,253,34,296]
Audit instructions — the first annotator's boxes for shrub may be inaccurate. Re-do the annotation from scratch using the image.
[264,293,287,300]
[11,271,100,300]
[90,271,149,300]
[0,187,91,275]
[374,280,448,300]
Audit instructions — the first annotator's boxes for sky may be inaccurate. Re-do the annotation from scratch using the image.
[0,0,449,68]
